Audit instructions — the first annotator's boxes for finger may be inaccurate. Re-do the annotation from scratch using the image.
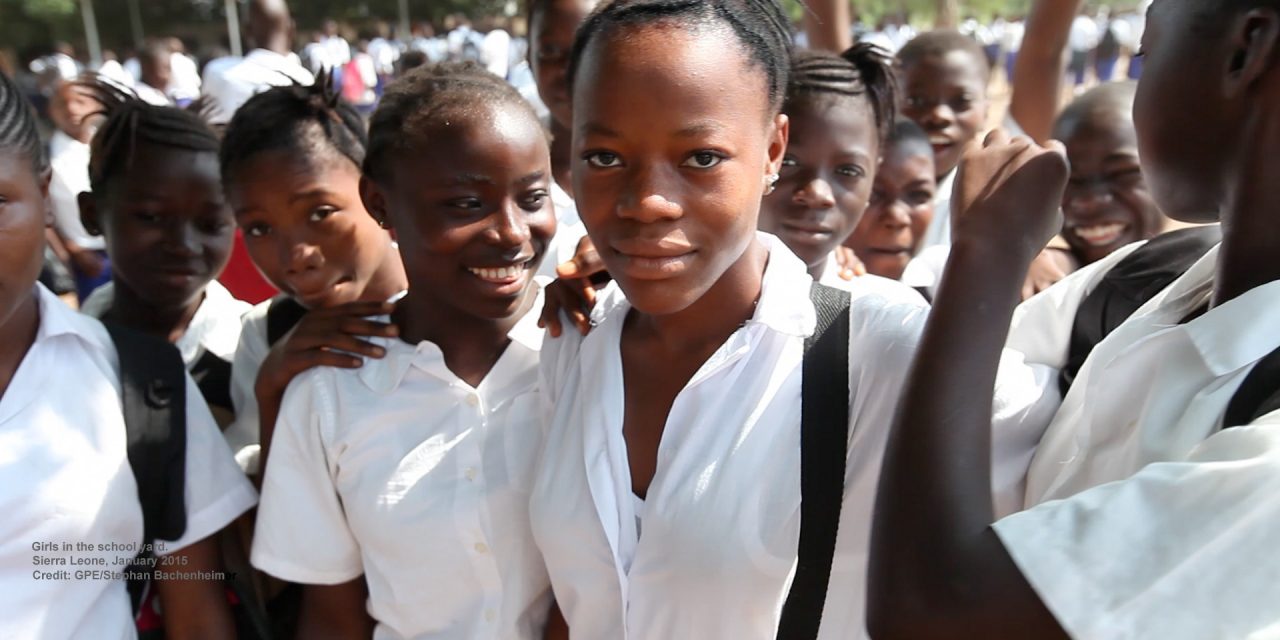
[1043,138,1068,159]
[286,350,365,374]
[572,309,592,336]
[318,301,398,318]
[983,128,1010,148]
[290,333,387,359]
[540,307,564,338]
[337,317,400,338]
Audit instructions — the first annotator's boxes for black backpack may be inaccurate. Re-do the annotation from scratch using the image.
[776,283,852,640]
[1063,225,1280,427]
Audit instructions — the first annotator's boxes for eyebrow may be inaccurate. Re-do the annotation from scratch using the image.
[580,121,728,139]
[288,188,335,205]
[516,170,547,187]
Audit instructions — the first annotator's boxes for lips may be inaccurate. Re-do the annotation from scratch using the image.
[1071,222,1129,247]
[610,237,697,281]
[467,258,534,283]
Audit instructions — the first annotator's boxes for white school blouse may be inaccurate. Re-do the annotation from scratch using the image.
[80,280,250,368]
[529,233,1057,639]
[251,291,552,640]
[0,284,257,640]
[995,243,1280,639]
[534,182,589,282]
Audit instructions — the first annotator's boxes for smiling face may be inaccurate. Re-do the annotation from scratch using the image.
[759,94,878,271]
[572,21,787,316]
[88,143,233,312]
[846,144,936,280]
[899,50,989,178]
[366,101,556,321]
[0,150,50,336]
[530,0,595,130]
[1057,109,1164,264]
[226,140,398,309]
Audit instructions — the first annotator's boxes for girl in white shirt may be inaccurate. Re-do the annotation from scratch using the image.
[528,1,1054,637]
[0,70,256,640]
[868,1,1280,637]
[72,80,250,425]
[252,62,559,639]
[218,77,409,477]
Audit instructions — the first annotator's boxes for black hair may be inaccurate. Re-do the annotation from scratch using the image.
[884,117,934,159]
[1053,81,1137,139]
[219,70,367,185]
[364,61,540,184]
[897,29,990,82]
[0,71,47,173]
[567,0,793,112]
[74,75,220,194]
[786,43,898,145]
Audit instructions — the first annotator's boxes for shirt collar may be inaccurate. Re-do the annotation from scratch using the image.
[358,284,545,394]
[1172,245,1280,376]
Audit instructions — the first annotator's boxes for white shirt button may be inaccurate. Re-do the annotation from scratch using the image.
[466,393,480,407]
[465,467,477,481]
[474,542,489,554]
[484,608,497,622]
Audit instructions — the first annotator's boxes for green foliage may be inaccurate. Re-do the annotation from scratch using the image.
[22,0,76,19]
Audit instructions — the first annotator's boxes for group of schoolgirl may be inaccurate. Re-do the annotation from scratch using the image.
[2,0,1279,638]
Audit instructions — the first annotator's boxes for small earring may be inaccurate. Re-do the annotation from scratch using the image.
[764,173,780,195]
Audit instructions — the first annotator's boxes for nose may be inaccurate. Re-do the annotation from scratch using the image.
[880,199,912,230]
[922,103,955,129]
[793,176,836,210]
[1066,183,1114,216]
[618,165,683,222]
[162,220,201,257]
[488,201,533,249]
[284,239,324,275]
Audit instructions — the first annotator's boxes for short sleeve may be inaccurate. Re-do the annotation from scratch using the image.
[157,374,258,554]
[226,303,270,474]
[994,417,1280,640]
[250,371,363,585]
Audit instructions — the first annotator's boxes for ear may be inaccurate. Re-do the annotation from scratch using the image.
[78,191,102,237]
[1225,8,1280,97]
[39,168,54,227]
[766,113,791,176]
[359,174,393,231]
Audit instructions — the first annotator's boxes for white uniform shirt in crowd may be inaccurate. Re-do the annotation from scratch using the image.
[80,280,250,368]
[918,167,955,252]
[202,49,315,124]
[252,289,552,640]
[133,82,173,106]
[323,36,353,67]
[1069,14,1101,52]
[535,182,588,281]
[227,290,407,475]
[0,284,257,640]
[530,233,1057,639]
[817,253,929,301]
[95,59,135,88]
[367,38,401,76]
[168,52,202,103]
[994,242,1280,639]
[482,29,512,79]
[47,131,103,251]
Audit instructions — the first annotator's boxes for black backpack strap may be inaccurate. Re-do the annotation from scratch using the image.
[266,294,308,347]
[1224,345,1280,428]
[777,283,852,640]
[190,350,234,414]
[1061,226,1221,395]
[105,323,188,613]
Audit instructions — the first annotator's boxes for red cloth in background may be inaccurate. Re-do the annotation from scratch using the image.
[219,230,277,304]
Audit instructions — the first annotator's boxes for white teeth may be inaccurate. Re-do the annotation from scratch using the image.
[928,136,951,145]
[1074,223,1127,246]
[468,262,530,281]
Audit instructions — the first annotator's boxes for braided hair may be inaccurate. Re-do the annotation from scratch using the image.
[567,0,793,113]
[787,43,899,145]
[0,71,48,173]
[364,61,541,184]
[73,75,220,194]
[219,71,367,185]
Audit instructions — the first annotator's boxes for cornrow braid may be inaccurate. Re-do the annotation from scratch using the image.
[0,71,48,173]
[364,61,540,184]
[74,74,220,194]
[786,43,898,145]
[219,70,367,185]
[567,0,793,113]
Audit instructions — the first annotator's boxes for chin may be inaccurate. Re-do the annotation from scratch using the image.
[615,278,706,318]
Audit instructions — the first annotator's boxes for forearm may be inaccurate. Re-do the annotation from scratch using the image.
[296,581,375,640]
[803,0,853,52]
[1011,0,1085,142]
[869,241,1061,637]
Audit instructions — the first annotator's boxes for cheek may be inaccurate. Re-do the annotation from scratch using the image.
[910,206,934,237]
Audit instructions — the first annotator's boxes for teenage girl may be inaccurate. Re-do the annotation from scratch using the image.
[756,45,900,289]
[218,78,408,477]
[870,1,1280,637]
[843,119,937,283]
[251,62,557,639]
[73,79,249,424]
[527,1,1054,637]
[0,71,255,638]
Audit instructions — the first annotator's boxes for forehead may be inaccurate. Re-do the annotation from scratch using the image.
[879,150,934,183]
[1059,111,1139,160]
[902,50,987,93]
[396,103,547,178]
[574,21,771,126]
[786,94,876,146]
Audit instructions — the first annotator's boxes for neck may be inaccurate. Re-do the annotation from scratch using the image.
[358,242,410,303]
[1214,104,1280,307]
[0,290,40,403]
[807,255,829,281]
[550,120,574,198]
[628,238,769,354]
[105,283,202,344]
[395,286,537,387]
